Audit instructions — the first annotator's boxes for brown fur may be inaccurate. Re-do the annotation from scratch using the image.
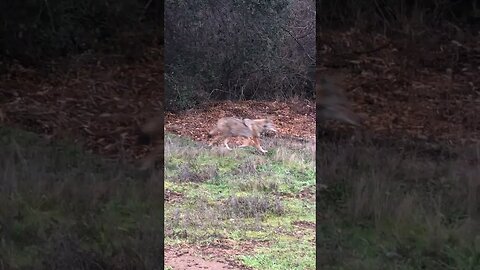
[316,70,362,127]
[137,115,164,170]
[208,117,276,153]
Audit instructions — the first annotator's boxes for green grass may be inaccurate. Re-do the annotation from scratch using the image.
[317,140,480,270]
[240,237,316,270]
[0,127,162,269]
[164,133,316,269]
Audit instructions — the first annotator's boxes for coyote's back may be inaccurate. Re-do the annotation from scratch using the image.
[208,117,276,153]
[208,117,254,138]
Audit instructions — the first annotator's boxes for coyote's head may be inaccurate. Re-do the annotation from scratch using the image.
[261,118,277,133]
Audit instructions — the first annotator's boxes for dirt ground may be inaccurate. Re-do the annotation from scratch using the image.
[165,243,257,270]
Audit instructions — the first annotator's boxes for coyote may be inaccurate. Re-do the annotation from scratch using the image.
[317,71,362,127]
[208,117,277,153]
[137,115,164,170]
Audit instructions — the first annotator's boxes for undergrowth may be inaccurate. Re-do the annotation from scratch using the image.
[0,127,162,269]
[317,138,480,270]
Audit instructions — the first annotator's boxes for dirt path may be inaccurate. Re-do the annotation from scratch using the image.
[165,249,250,270]
[166,253,241,270]
[165,243,259,270]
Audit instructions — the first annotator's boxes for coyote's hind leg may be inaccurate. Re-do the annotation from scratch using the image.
[238,137,253,148]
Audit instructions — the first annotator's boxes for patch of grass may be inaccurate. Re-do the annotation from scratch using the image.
[235,176,280,193]
[0,127,162,269]
[240,236,316,270]
[318,140,480,270]
[164,133,316,269]
[222,194,285,218]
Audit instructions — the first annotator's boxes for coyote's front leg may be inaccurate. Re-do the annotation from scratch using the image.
[208,135,222,147]
[223,138,232,150]
[251,137,268,153]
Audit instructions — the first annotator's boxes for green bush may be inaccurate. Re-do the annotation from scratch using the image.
[164,0,315,105]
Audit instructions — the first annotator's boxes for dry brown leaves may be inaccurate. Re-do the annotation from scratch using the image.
[1,29,480,166]
[165,100,316,145]
[319,29,480,145]
[0,48,164,161]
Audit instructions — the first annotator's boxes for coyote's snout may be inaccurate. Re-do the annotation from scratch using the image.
[317,71,362,127]
[208,117,276,153]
